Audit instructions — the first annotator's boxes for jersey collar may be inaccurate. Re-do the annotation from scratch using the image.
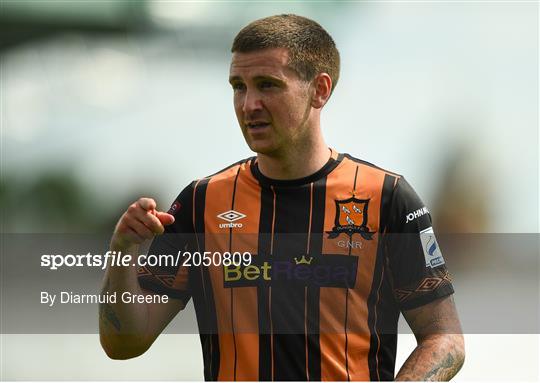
[250,149,344,187]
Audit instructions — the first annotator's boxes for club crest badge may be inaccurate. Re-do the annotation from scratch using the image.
[327,197,375,240]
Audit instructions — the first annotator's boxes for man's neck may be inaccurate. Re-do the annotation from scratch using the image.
[256,138,331,180]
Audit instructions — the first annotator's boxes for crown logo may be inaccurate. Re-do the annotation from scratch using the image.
[294,255,313,265]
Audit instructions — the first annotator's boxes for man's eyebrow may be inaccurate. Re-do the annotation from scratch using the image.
[228,75,285,85]
[253,75,284,84]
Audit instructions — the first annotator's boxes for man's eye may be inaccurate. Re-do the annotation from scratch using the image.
[259,81,275,89]
[232,83,245,91]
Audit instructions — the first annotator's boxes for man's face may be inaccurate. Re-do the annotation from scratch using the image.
[229,48,313,156]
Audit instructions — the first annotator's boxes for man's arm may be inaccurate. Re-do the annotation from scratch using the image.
[395,295,465,381]
[99,198,183,359]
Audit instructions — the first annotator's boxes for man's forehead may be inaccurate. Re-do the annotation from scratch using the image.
[229,48,291,77]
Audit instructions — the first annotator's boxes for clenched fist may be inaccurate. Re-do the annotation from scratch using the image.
[111,197,175,251]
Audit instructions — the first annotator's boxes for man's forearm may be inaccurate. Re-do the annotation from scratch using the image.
[99,244,151,358]
[99,265,149,335]
[395,334,465,381]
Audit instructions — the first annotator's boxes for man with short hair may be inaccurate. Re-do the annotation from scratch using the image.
[100,14,465,381]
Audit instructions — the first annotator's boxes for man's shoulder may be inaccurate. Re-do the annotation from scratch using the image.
[174,157,254,199]
[341,152,402,179]
[198,157,255,183]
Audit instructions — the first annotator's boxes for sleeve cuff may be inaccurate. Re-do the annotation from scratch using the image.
[399,283,454,311]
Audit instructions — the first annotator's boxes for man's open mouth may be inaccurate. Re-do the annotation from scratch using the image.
[246,122,270,129]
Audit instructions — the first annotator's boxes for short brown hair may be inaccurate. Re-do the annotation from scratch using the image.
[231,14,340,92]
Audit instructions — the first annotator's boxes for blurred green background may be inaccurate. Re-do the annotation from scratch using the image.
[1,1,538,381]
[2,0,537,235]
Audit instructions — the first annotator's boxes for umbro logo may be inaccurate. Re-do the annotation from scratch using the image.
[217,210,246,228]
[217,210,246,222]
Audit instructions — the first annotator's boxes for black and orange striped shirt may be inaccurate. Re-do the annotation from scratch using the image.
[138,150,454,381]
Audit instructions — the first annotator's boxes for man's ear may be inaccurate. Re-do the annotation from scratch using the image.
[311,73,332,109]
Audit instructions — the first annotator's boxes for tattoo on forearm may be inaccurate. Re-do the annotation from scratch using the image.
[395,339,464,381]
[424,352,458,381]
[100,303,121,331]
[99,278,121,331]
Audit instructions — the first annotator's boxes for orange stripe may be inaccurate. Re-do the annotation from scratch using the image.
[230,164,261,381]
[319,157,389,380]
[320,160,357,380]
[202,163,246,381]
[345,160,387,381]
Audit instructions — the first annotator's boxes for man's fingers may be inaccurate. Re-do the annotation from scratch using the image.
[135,198,174,227]
[127,202,165,233]
[127,217,155,240]
[137,197,157,212]
[140,211,167,235]
[112,198,173,250]
[155,212,175,226]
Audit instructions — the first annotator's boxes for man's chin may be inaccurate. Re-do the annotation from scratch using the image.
[246,141,277,155]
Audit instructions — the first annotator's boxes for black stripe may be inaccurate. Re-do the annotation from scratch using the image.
[194,179,209,248]
[229,167,241,381]
[378,175,396,235]
[374,280,400,380]
[257,185,274,380]
[306,178,326,381]
[272,185,311,381]
[191,178,221,381]
[367,174,396,381]
[345,166,359,381]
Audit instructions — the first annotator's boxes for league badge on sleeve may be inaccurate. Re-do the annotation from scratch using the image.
[419,227,445,268]
[167,201,181,215]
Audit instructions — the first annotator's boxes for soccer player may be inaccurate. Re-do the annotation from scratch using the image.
[99,14,465,381]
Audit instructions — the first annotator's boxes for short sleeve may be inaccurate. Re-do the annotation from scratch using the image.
[384,177,454,311]
[137,182,196,304]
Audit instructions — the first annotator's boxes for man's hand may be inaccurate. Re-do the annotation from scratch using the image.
[110,197,175,251]
[100,197,181,360]
[395,295,465,381]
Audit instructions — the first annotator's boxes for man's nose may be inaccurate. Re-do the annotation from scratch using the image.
[242,89,263,114]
